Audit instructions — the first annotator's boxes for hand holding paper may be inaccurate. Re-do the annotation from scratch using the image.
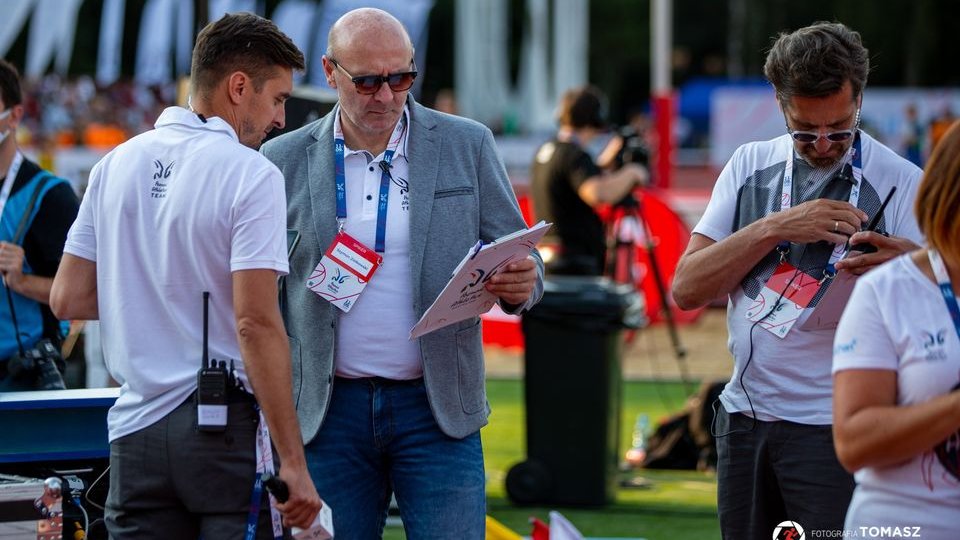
[410,221,551,339]
[484,256,538,305]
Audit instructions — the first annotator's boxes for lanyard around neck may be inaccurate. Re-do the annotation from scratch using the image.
[780,134,863,268]
[0,151,24,221]
[781,133,863,212]
[333,117,406,253]
[928,249,960,342]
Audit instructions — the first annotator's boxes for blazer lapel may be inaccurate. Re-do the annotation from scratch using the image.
[306,110,339,253]
[406,100,439,311]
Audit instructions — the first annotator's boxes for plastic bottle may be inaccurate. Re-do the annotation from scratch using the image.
[624,413,650,467]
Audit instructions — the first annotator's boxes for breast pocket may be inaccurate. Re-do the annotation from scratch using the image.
[435,186,475,199]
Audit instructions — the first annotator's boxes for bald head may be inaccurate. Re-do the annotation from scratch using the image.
[327,8,414,60]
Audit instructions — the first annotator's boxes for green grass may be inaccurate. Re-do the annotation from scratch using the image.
[384,379,719,540]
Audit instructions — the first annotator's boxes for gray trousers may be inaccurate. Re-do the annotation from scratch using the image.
[715,404,855,540]
[105,394,285,540]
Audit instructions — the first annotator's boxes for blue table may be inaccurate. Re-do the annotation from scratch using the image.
[0,389,118,464]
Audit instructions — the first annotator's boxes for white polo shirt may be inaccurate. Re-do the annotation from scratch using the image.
[333,107,423,380]
[64,107,289,441]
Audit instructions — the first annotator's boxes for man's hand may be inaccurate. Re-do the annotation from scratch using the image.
[767,199,868,246]
[834,231,919,275]
[486,256,537,305]
[0,241,26,291]
[273,465,323,529]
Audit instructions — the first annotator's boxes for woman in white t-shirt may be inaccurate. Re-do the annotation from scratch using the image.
[833,120,960,536]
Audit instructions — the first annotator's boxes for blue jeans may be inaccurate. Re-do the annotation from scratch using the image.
[305,377,486,540]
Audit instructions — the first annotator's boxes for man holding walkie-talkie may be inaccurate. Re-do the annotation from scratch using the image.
[673,22,923,540]
[51,13,321,539]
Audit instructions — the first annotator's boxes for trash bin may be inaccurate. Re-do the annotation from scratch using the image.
[506,276,645,507]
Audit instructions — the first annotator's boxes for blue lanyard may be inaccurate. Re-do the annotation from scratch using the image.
[333,124,404,253]
[929,249,960,341]
[244,473,271,540]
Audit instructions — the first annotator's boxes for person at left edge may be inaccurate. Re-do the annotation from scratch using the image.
[50,13,322,539]
[0,59,79,390]
[261,7,543,539]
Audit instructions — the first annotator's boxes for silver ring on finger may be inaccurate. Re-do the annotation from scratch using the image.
[833,221,839,233]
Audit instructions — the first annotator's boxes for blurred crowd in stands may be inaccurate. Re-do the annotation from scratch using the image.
[15,75,175,154]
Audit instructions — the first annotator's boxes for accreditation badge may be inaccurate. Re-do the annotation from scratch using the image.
[307,231,383,312]
[745,261,820,339]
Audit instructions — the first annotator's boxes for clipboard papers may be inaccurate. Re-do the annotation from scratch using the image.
[798,270,858,331]
[410,221,551,339]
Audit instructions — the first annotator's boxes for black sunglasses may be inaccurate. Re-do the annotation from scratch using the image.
[329,59,418,95]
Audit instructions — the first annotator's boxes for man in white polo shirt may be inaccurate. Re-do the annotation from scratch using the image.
[51,13,320,539]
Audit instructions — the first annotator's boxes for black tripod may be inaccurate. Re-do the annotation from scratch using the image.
[605,192,692,393]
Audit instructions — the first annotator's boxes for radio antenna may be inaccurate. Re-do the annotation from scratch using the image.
[202,291,210,368]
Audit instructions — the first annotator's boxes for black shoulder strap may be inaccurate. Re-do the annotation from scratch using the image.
[5,172,53,357]
[12,172,52,245]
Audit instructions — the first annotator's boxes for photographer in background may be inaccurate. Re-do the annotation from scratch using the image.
[0,59,79,391]
[530,85,648,275]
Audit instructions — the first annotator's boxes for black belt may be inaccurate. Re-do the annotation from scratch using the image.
[335,376,423,388]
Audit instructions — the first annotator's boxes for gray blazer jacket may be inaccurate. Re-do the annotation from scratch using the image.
[261,98,544,442]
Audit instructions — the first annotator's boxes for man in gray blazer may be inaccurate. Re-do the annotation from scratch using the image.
[261,7,543,540]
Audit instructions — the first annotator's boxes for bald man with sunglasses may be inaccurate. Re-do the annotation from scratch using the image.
[261,8,542,539]
[672,22,923,539]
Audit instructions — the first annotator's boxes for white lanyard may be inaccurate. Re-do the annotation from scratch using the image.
[249,409,283,539]
[0,151,24,221]
[780,135,863,267]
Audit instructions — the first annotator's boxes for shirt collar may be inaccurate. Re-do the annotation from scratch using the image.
[154,106,239,141]
[334,104,410,159]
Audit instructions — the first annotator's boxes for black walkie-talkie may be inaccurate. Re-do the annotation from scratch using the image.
[197,292,228,432]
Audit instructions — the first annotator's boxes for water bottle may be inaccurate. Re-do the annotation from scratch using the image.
[624,414,650,467]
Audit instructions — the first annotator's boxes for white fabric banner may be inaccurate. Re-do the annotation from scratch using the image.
[97,0,126,84]
[54,0,85,75]
[517,0,551,132]
[175,1,194,78]
[272,0,318,82]
[135,0,176,85]
[26,0,83,77]
[551,0,588,105]
[0,0,36,60]
[455,0,512,126]
[308,0,435,89]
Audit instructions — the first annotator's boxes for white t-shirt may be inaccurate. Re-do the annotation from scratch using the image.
[695,132,923,424]
[332,107,423,380]
[833,255,960,535]
[64,107,289,441]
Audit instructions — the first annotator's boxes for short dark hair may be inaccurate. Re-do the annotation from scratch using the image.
[191,12,305,97]
[557,85,607,129]
[0,59,23,109]
[763,22,869,106]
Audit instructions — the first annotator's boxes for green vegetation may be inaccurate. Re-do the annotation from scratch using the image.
[384,379,719,540]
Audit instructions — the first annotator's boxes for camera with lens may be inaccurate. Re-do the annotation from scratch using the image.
[6,338,66,390]
[613,125,651,169]
[610,126,652,208]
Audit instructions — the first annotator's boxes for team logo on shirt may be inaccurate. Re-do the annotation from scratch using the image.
[921,329,948,361]
[772,521,805,540]
[393,175,410,211]
[151,159,174,199]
